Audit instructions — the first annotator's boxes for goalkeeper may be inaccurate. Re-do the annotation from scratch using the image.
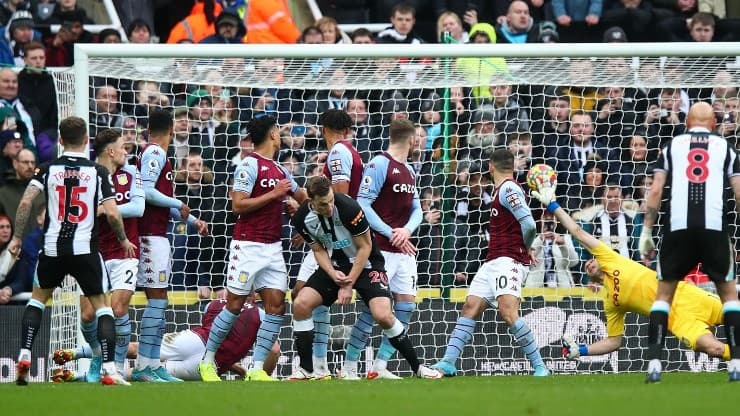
[532,182,731,361]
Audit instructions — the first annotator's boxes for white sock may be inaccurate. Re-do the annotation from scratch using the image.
[102,361,117,375]
[92,345,102,357]
[253,361,264,371]
[137,356,153,370]
[203,350,216,363]
[373,359,388,372]
[729,358,740,372]
[18,348,31,361]
[648,359,662,373]
[314,356,327,370]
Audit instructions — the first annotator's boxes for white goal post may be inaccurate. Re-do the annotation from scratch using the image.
[45,42,740,379]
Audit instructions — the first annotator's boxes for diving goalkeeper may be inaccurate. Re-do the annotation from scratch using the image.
[532,183,731,361]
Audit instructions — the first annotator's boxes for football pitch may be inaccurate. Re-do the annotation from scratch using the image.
[3,373,737,415]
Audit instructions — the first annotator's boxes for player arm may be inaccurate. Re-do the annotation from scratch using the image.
[101,199,129,243]
[358,197,392,238]
[347,230,372,285]
[332,180,350,195]
[551,206,600,251]
[143,180,183,209]
[582,336,623,356]
[403,195,423,234]
[168,208,198,225]
[501,183,536,249]
[232,191,282,215]
[141,151,183,209]
[731,175,740,207]
[358,159,392,237]
[328,145,353,195]
[117,167,145,218]
[12,184,42,239]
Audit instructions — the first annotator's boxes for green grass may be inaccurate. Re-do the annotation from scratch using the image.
[3,373,737,416]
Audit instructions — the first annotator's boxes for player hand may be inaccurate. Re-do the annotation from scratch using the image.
[529,249,539,267]
[638,228,655,257]
[397,240,417,256]
[121,239,137,259]
[97,205,105,216]
[337,286,353,305]
[333,270,349,285]
[7,237,21,259]
[197,286,212,299]
[195,219,209,236]
[284,199,299,216]
[389,228,411,248]
[179,203,190,221]
[561,335,580,360]
[531,184,556,206]
[272,179,292,198]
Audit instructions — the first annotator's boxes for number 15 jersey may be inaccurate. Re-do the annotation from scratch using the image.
[30,151,115,256]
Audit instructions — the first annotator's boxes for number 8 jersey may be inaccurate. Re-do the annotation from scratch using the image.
[30,151,115,256]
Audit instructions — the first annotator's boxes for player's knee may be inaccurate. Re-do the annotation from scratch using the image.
[110,301,129,318]
[498,307,519,326]
[80,308,95,323]
[371,309,395,328]
[292,297,313,319]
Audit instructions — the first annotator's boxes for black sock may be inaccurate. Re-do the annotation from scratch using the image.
[723,310,740,359]
[97,314,116,364]
[295,330,314,373]
[21,304,44,351]
[388,330,420,373]
[647,310,668,361]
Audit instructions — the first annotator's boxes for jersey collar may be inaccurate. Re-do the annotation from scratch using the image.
[688,127,711,133]
[62,151,88,158]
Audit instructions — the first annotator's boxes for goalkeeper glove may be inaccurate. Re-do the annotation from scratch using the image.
[531,184,558,213]
[561,335,586,360]
[638,228,655,257]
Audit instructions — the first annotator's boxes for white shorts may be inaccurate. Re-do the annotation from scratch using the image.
[467,257,528,307]
[296,250,319,283]
[382,251,418,296]
[160,329,205,381]
[137,236,171,289]
[104,258,138,293]
[226,241,288,295]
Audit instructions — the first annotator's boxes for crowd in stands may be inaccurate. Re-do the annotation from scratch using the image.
[1,0,739,302]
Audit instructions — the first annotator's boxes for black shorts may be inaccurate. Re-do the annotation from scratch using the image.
[658,229,734,283]
[305,267,391,307]
[36,253,107,296]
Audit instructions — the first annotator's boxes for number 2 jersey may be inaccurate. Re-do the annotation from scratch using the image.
[30,151,114,256]
[98,164,144,260]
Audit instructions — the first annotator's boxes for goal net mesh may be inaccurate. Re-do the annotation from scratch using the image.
[48,50,738,378]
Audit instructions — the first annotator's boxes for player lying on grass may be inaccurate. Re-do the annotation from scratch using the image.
[52,298,280,382]
[531,184,731,361]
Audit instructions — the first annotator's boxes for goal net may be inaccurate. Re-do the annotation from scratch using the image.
[47,43,739,378]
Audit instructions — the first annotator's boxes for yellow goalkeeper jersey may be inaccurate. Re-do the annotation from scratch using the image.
[589,242,724,340]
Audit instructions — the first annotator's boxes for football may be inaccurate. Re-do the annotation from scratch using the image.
[526,163,557,191]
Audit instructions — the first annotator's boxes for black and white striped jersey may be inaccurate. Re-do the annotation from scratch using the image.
[292,193,385,271]
[30,151,115,256]
[654,127,740,232]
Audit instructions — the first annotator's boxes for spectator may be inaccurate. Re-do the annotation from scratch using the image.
[601,1,653,42]
[112,0,157,33]
[527,210,578,288]
[316,0,370,23]
[0,213,13,287]
[411,124,437,189]
[231,130,253,166]
[455,23,508,105]
[316,16,351,44]
[495,0,540,44]
[89,84,124,139]
[0,148,42,237]
[0,124,22,183]
[169,107,195,168]
[553,110,615,193]
[567,157,605,213]
[0,10,41,66]
[43,10,91,66]
[0,207,42,304]
[478,82,530,135]
[562,58,602,113]
[0,0,31,27]
[452,162,491,286]
[0,69,35,154]
[508,132,535,185]
[118,116,140,164]
[187,89,216,150]
[130,80,168,120]
[245,0,300,43]
[40,0,95,25]
[581,183,643,262]
[350,27,374,44]
[531,90,570,161]
[376,3,424,44]
[126,18,152,44]
[420,96,442,150]
[17,41,56,162]
[551,0,602,42]
[97,27,121,43]
[346,98,374,162]
[699,0,725,18]
[199,11,245,44]
[416,187,443,286]
[619,132,653,196]
[167,0,221,43]
[594,85,639,152]
[644,87,686,149]
[716,97,739,147]
[436,11,468,43]
[689,11,716,41]
[462,107,501,162]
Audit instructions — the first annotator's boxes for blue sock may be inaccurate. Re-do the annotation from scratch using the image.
[74,345,92,359]
[114,313,131,370]
[510,318,545,369]
[139,299,167,361]
[80,319,101,355]
[203,308,238,362]
[376,301,415,362]
[253,313,283,368]
[312,305,330,363]
[345,304,373,363]
[442,316,476,364]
